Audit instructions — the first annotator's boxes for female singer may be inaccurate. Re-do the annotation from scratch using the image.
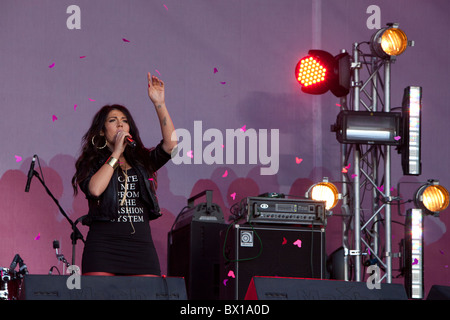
[72,72,176,276]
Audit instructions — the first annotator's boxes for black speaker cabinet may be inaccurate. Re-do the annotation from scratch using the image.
[427,285,450,300]
[19,274,187,300]
[245,276,408,300]
[168,220,226,300]
[220,224,326,300]
[167,190,227,300]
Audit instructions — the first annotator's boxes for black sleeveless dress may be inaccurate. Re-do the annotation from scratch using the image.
[82,167,161,275]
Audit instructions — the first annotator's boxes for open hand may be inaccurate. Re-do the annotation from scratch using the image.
[148,72,165,106]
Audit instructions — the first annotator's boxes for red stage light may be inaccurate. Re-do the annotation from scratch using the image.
[297,56,327,87]
[295,50,350,97]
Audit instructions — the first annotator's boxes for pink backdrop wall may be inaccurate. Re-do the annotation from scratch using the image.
[1,0,449,296]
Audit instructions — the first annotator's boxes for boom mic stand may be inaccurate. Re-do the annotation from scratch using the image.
[25,159,85,267]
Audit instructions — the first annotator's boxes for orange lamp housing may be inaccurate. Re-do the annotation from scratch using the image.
[295,50,351,97]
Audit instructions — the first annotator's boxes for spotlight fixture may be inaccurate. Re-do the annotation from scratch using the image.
[404,208,424,299]
[332,110,402,145]
[414,180,449,216]
[370,23,409,59]
[305,178,340,210]
[295,50,351,97]
[400,86,422,175]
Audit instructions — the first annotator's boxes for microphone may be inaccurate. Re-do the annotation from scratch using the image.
[9,254,20,270]
[25,155,37,192]
[53,240,60,255]
[9,253,28,274]
[18,260,29,275]
[53,239,70,267]
[126,137,136,148]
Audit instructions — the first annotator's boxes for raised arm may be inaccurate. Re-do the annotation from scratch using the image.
[147,72,177,155]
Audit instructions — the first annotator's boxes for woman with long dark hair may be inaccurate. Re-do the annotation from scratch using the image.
[72,73,176,276]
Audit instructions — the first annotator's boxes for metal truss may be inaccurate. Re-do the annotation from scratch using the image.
[340,42,397,283]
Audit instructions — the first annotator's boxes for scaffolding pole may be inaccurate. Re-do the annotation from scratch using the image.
[384,60,393,283]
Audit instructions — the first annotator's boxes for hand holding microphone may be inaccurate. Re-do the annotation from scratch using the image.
[113,131,136,157]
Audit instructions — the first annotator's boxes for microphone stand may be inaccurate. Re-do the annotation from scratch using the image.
[30,169,85,266]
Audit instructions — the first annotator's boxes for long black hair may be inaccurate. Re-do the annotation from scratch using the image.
[72,104,156,195]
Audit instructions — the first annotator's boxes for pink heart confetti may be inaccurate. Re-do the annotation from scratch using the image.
[48,63,55,68]
[163,4,168,10]
[187,150,193,158]
[412,258,419,265]
[295,157,303,164]
[282,237,287,245]
[223,279,228,286]
[52,115,58,122]
[155,69,161,76]
[220,82,226,85]
[88,98,96,102]
[230,192,236,200]
[34,233,41,240]
[213,68,218,74]
[79,56,86,59]
[227,270,235,278]
[14,155,22,162]
[351,174,357,179]
[240,125,246,132]
[74,104,78,111]
[293,239,302,248]
[122,38,130,42]
[222,170,228,178]
[336,103,341,107]
[377,185,384,192]
[394,136,401,141]
[342,164,351,173]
